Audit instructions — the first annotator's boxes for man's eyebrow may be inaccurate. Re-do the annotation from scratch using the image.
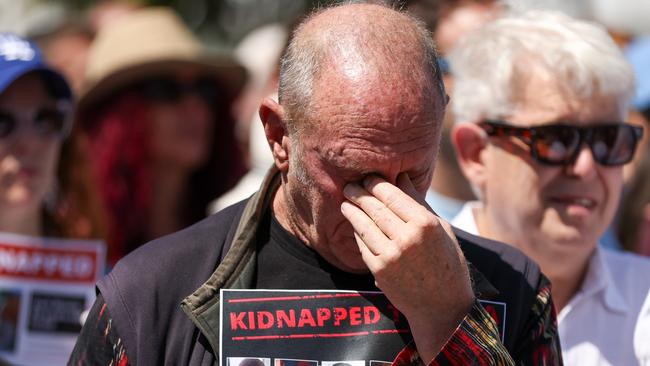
[333,158,386,178]
[327,153,365,172]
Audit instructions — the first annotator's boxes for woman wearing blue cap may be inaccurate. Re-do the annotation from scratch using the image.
[0,32,104,240]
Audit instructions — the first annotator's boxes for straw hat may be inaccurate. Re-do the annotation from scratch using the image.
[78,7,247,112]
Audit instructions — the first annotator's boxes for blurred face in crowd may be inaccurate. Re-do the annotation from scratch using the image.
[435,1,501,131]
[41,31,92,95]
[0,73,64,213]
[472,70,625,275]
[146,68,216,171]
[435,1,501,56]
[432,1,501,185]
[269,63,442,273]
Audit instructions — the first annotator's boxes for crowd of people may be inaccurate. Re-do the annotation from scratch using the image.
[1,0,649,365]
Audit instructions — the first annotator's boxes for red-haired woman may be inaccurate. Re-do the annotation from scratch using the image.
[76,8,247,266]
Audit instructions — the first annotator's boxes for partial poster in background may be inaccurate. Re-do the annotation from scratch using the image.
[0,232,105,366]
[220,289,413,365]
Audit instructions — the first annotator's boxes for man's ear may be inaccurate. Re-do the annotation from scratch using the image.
[259,97,290,172]
[452,122,489,189]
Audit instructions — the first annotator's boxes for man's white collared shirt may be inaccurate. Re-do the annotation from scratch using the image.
[452,202,650,366]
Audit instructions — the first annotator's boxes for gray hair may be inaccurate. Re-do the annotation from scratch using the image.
[449,10,635,122]
[278,1,446,135]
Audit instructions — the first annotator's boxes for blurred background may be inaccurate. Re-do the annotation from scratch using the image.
[0,0,310,48]
[0,1,649,364]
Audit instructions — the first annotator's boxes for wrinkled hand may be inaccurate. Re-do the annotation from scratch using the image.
[340,173,474,362]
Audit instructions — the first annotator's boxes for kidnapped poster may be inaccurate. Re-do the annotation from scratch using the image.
[220,289,413,365]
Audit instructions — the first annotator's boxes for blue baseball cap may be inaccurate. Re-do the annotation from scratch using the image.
[0,33,72,100]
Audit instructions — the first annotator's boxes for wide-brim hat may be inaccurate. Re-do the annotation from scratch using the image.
[78,7,247,113]
[0,33,72,100]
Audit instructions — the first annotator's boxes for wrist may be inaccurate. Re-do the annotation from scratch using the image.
[406,294,475,362]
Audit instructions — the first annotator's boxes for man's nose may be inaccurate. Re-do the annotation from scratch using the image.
[564,144,598,180]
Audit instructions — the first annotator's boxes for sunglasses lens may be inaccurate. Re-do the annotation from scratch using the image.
[482,120,642,166]
[141,77,220,103]
[194,77,219,102]
[592,125,637,165]
[533,125,580,164]
[0,112,15,139]
[142,79,181,102]
[34,108,67,137]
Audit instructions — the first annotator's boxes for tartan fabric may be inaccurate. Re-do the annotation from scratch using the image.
[393,285,562,366]
[68,294,129,366]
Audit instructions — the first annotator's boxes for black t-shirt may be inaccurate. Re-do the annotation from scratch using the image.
[254,212,378,291]
[70,199,552,364]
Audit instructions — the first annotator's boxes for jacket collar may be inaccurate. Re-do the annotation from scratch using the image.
[181,166,281,353]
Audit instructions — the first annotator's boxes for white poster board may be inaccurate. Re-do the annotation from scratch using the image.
[0,232,105,366]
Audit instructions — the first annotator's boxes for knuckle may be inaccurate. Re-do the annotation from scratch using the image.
[371,203,388,218]
[416,212,439,231]
[384,193,402,211]
[397,232,414,246]
[382,248,400,265]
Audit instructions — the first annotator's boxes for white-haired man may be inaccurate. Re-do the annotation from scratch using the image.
[451,10,650,365]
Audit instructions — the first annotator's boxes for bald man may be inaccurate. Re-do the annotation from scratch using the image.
[71,3,561,365]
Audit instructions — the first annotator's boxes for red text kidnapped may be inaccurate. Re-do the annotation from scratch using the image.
[224,292,409,341]
[230,306,383,330]
[0,242,98,283]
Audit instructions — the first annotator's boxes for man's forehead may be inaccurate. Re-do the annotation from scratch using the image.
[509,70,623,125]
[307,113,439,173]
[319,136,437,182]
[310,93,439,137]
[289,2,445,134]
[310,61,440,126]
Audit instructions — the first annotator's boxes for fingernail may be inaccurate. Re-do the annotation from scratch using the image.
[363,174,381,188]
[343,183,360,198]
[340,200,352,213]
[362,176,372,189]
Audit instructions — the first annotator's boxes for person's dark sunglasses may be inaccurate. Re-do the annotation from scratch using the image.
[479,119,644,166]
[0,106,71,141]
[140,77,221,103]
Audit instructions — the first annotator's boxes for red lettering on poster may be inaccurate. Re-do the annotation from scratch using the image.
[257,311,274,329]
[298,308,317,327]
[349,306,362,325]
[276,309,296,328]
[228,306,385,331]
[317,308,331,326]
[230,312,248,330]
[248,311,256,330]
[364,306,380,324]
[0,242,97,282]
[334,307,347,326]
